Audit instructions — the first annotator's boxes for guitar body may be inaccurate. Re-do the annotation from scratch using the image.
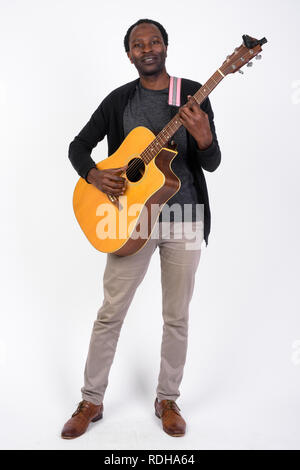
[73,126,181,256]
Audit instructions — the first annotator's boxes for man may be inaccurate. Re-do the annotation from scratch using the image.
[62,18,221,439]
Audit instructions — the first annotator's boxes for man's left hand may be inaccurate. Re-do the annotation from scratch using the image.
[178,95,213,150]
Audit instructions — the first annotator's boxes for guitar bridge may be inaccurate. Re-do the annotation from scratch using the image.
[107,194,123,211]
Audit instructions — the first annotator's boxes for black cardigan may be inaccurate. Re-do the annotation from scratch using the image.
[68,77,222,246]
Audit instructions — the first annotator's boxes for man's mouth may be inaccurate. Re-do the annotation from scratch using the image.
[142,56,157,64]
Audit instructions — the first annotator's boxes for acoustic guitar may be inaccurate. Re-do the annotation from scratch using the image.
[73,34,267,256]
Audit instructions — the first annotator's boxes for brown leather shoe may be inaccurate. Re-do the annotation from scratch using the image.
[61,400,103,439]
[154,398,186,437]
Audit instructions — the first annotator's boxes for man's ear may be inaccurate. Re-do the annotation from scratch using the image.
[127,51,133,63]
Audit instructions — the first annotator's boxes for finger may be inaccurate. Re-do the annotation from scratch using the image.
[110,165,128,173]
[110,166,128,182]
[186,99,201,115]
[106,168,128,180]
[104,179,124,189]
[103,185,124,195]
[187,95,199,109]
[180,106,193,117]
[189,101,208,119]
[178,109,187,122]
[178,114,192,127]
[198,108,209,118]
[179,107,194,123]
[104,173,125,183]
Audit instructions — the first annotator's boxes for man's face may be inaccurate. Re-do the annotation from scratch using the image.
[127,23,167,76]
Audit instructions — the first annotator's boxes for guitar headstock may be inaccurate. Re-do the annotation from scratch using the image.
[220,34,268,76]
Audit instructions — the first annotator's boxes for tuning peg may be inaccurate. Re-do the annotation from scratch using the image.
[238,70,244,74]
[255,54,262,60]
[247,62,253,67]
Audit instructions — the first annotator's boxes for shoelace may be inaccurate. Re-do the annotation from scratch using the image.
[72,400,91,417]
[162,400,181,415]
[166,400,180,410]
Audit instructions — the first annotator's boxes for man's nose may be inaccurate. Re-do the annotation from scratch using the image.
[142,43,153,53]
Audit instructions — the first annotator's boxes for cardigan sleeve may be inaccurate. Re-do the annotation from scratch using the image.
[68,98,109,183]
[194,96,221,172]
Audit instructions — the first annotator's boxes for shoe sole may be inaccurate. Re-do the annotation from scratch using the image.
[155,410,185,437]
[61,413,103,440]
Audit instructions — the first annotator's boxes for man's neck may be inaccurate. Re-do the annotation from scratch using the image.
[139,71,170,90]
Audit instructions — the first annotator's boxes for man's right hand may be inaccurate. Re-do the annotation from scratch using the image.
[86,165,128,197]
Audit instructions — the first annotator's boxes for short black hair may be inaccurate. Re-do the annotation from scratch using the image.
[124,18,168,53]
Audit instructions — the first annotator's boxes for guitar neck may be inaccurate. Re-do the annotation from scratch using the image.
[141,70,224,164]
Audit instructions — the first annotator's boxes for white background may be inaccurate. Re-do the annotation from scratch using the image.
[0,0,299,450]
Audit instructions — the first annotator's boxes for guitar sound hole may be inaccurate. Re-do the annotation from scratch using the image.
[126,158,145,182]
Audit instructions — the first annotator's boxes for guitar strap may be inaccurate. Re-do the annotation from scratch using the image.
[168,76,181,107]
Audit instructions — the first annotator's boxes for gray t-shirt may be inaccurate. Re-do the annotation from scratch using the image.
[123,80,202,222]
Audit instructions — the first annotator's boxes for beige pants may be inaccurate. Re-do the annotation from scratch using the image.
[81,220,204,405]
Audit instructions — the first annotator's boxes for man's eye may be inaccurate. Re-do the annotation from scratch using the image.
[133,40,160,48]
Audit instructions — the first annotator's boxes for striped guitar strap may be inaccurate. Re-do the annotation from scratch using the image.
[168,76,181,107]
